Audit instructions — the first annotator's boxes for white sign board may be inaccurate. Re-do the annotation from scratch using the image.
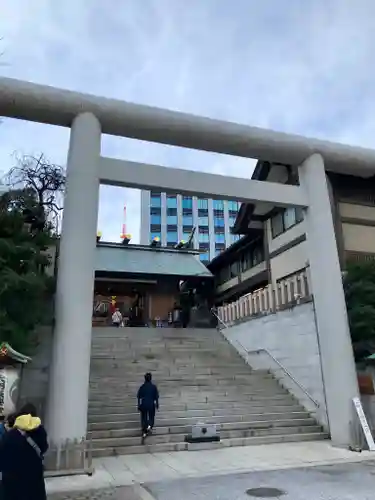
[352,397,375,451]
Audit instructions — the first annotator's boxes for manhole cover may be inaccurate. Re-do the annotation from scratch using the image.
[246,487,286,498]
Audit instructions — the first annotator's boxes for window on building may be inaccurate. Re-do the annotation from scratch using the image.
[150,224,161,233]
[150,207,161,215]
[182,196,193,209]
[213,199,224,210]
[228,200,239,211]
[271,207,303,238]
[199,232,209,243]
[167,208,177,216]
[283,207,295,230]
[240,240,265,272]
[295,207,304,223]
[252,245,264,266]
[216,265,230,285]
[182,232,191,241]
[183,215,193,226]
[183,225,193,234]
[214,217,225,227]
[214,226,225,234]
[198,198,208,209]
[199,242,209,249]
[230,261,238,279]
[199,226,209,234]
[167,231,178,243]
[215,233,225,243]
[167,225,177,233]
[198,208,208,216]
[150,193,161,208]
[213,209,225,218]
[198,216,209,226]
[199,252,209,263]
[166,196,177,209]
[167,215,178,225]
[150,214,161,225]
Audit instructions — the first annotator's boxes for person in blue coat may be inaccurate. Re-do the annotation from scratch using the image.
[137,373,159,439]
[0,403,48,500]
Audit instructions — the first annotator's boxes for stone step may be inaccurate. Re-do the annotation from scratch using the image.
[88,326,323,458]
[90,366,258,376]
[89,379,278,389]
[88,403,303,420]
[90,424,322,449]
[89,418,317,439]
[91,327,220,336]
[90,432,329,457]
[91,342,231,349]
[90,360,249,368]
[89,388,289,401]
[88,373,273,383]
[89,373,265,383]
[88,398,299,412]
[90,358,245,367]
[88,410,310,426]
[88,393,296,407]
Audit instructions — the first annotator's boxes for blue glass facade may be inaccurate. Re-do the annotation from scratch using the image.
[144,193,240,263]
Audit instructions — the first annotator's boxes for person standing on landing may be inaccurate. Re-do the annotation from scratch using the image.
[137,373,159,439]
[0,403,48,500]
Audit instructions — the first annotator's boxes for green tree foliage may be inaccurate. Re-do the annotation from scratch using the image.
[344,261,375,361]
[0,153,64,354]
[0,191,56,353]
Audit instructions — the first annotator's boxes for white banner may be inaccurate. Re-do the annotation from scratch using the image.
[353,396,375,451]
[0,367,21,416]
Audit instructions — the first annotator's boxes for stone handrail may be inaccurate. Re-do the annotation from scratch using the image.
[217,270,310,326]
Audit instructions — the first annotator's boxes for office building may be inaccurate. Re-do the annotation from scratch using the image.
[140,191,241,264]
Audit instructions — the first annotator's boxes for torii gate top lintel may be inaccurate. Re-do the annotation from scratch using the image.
[0,76,374,175]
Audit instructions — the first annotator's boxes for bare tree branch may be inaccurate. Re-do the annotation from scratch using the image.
[4,153,66,234]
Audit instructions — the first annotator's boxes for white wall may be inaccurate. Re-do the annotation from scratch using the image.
[221,301,328,429]
[265,219,308,286]
[342,223,375,254]
[339,202,375,221]
[270,241,308,285]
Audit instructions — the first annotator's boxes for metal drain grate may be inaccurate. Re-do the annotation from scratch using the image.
[246,487,286,498]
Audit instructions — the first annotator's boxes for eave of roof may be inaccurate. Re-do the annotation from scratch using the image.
[95,243,213,278]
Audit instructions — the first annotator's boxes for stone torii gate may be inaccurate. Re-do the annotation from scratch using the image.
[1,77,373,448]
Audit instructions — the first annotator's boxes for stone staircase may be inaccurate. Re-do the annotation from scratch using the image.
[88,327,327,457]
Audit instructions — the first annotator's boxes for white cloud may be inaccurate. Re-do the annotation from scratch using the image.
[0,0,375,241]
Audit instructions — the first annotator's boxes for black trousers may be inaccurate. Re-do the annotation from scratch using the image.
[140,407,155,432]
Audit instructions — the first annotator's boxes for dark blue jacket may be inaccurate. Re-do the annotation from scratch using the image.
[137,381,159,410]
[0,421,48,500]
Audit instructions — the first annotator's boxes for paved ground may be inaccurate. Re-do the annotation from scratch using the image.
[146,462,375,500]
[49,485,146,500]
[48,462,375,499]
[45,440,375,494]
[49,461,375,500]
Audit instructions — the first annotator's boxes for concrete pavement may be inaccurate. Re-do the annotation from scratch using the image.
[46,440,375,495]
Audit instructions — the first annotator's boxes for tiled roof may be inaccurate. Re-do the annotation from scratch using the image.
[95,244,213,278]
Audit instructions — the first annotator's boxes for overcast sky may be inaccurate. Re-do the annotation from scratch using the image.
[1,0,375,242]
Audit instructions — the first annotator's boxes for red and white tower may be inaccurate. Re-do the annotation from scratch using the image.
[120,201,131,243]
